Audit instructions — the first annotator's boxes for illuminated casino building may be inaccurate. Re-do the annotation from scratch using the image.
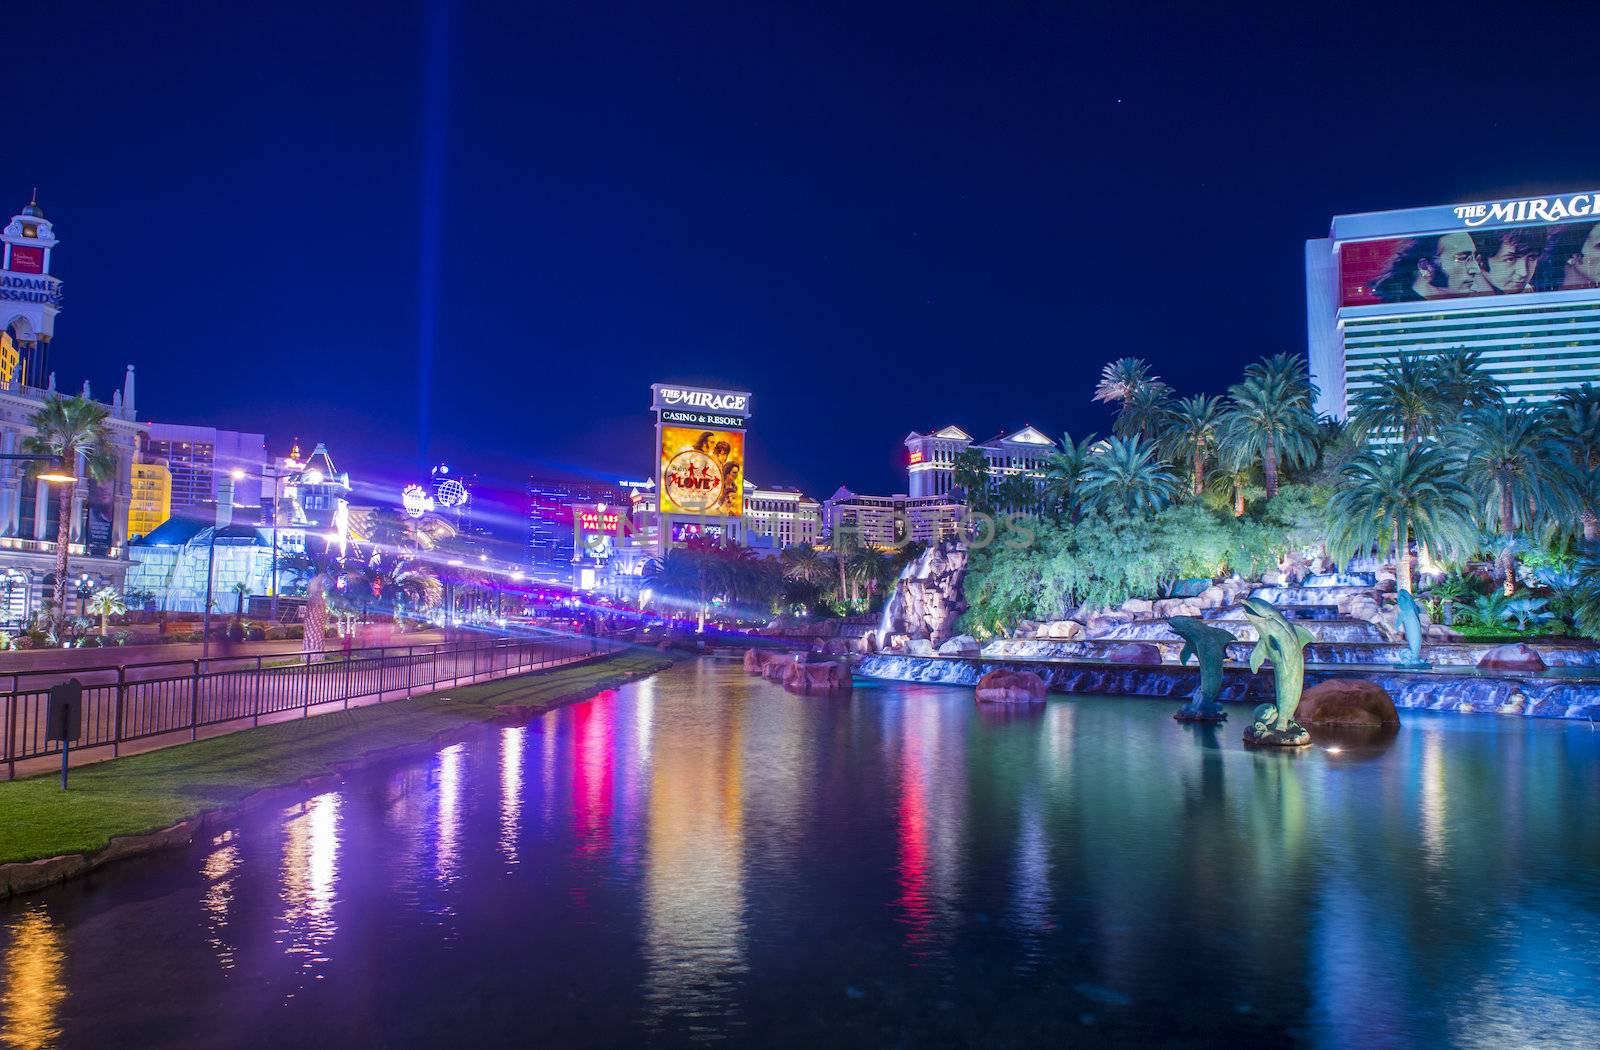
[1307,189,1600,418]
[903,424,1057,499]
[1,196,144,625]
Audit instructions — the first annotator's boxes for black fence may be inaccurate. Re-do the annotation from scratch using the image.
[2,632,620,779]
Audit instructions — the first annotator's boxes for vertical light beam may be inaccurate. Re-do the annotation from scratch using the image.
[417,0,450,465]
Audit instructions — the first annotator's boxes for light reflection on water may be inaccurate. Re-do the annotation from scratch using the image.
[3,658,1600,1048]
[0,907,64,1050]
[276,792,341,982]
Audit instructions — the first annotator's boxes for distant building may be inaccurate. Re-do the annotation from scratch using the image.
[127,461,171,540]
[822,488,963,547]
[527,475,622,571]
[903,424,1057,500]
[140,423,269,523]
[744,484,822,549]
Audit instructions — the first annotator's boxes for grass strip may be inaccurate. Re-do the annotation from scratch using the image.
[0,649,671,866]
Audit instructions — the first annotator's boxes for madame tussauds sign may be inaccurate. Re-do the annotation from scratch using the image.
[650,383,753,418]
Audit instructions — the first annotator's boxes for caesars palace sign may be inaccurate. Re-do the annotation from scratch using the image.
[1452,191,1600,228]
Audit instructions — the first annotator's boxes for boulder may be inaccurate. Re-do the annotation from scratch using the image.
[1121,598,1153,616]
[1043,620,1083,640]
[1298,679,1400,727]
[1477,643,1547,673]
[745,649,797,675]
[1099,642,1163,665]
[974,668,1047,703]
[859,632,878,654]
[937,634,982,657]
[907,638,936,656]
[762,658,794,682]
[1198,585,1226,608]
[783,659,852,695]
[1014,620,1040,639]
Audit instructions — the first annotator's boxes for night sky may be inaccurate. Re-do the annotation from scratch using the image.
[10,1,1598,533]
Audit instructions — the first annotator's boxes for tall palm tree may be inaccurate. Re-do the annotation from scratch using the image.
[1223,364,1318,498]
[1076,435,1180,517]
[1456,404,1573,594]
[994,470,1041,516]
[1092,357,1155,407]
[1093,357,1172,440]
[1348,354,1445,447]
[1207,451,1260,517]
[1327,446,1478,594]
[22,395,119,616]
[1042,433,1095,522]
[1551,385,1600,540]
[1161,395,1225,496]
[1433,349,1504,416]
[951,447,991,513]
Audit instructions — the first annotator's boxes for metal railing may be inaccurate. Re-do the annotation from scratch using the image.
[2,631,620,779]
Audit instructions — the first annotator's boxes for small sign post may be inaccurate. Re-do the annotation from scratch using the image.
[46,678,83,791]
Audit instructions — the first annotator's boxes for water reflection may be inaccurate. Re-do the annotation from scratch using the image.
[500,728,524,867]
[0,907,65,1050]
[277,792,341,980]
[200,830,242,972]
[435,744,463,889]
[643,672,747,1036]
[7,664,1600,1047]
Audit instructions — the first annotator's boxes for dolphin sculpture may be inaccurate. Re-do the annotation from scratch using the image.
[1396,589,1429,667]
[1239,597,1314,746]
[1169,615,1235,722]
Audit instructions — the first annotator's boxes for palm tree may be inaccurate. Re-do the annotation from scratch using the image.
[86,586,126,637]
[232,581,249,615]
[848,546,890,606]
[1551,385,1600,540]
[1117,382,1173,441]
[1161,395,1225,496]
[1434,349,1504,416]
[951,447,991,513]
[1076,435,1180,517]
[781,543,834,591]
[1207,451,1260,517]
[22,395,119,616]
[1042,433,1095,522]
[1456,404,1573,594]
[1348,354,1445,447]
[994,470,1040,516]
[1223,364,1318,498]
[1327,446,1478,593]
[1092,356,1156,407]
[1093,357,1172,440]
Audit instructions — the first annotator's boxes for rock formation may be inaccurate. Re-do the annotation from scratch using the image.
[877,542,969,648]
[1299,679,1400,726]
[1476,643,1547,673]
[975,668,1047,703]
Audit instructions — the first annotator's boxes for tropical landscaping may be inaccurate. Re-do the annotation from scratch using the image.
[954,352,1600,643]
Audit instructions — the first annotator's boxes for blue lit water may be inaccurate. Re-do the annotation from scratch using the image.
[3,658,1600,1047]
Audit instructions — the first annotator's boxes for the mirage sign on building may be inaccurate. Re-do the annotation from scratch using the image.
[650,383,752,551]
[1336,190,1600,307]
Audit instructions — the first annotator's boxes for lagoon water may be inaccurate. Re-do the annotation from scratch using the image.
[3,658,1600,1047]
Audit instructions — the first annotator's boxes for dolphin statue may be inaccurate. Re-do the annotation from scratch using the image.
[1239,597,1314,746]
[1169,615,1235,722]
[1396,589,1429,667]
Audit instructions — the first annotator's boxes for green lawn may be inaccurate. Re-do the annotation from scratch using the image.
[0,649,672,866]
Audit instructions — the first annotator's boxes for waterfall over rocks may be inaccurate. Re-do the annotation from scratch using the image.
[876,542,969,649]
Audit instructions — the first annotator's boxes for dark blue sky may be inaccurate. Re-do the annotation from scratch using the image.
[11,1,1597,517]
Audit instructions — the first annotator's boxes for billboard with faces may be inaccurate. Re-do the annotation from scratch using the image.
[1339,220,1600,307]
[658,426,744,518]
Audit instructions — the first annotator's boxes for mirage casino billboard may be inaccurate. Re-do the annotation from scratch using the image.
[650,383,752,521]
[1338,191,1600,307]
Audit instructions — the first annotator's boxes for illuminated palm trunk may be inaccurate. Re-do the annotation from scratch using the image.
[51,481,73,615]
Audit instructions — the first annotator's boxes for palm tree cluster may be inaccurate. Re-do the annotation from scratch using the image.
[1064,353,1600,598]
